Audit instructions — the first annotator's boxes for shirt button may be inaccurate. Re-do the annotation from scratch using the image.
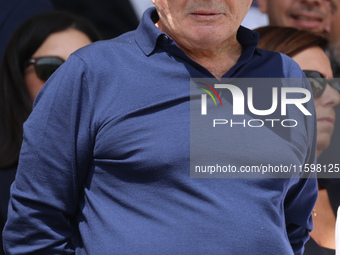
[192,63,200,69]
[161,35,170,44]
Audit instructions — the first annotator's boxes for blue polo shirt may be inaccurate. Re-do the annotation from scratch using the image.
[3,8,317,255]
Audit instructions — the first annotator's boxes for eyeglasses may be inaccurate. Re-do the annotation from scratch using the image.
[26,57,65,81]
[303,70,340,98]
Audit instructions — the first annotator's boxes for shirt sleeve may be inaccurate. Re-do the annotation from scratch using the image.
[3,54,94,254]
[285,176,318,255]
[283,59,318,255]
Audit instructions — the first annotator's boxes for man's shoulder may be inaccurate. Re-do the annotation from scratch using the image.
[254,48,303,78]
[256,47,289,61]
[73,31,138,60]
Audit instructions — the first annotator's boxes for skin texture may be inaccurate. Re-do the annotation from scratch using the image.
[292,46,340,158]
[330,1,340,45]
[25,28,92,101]
[329,3,340,65]
[151,0,252,79]
[257,0,336,37]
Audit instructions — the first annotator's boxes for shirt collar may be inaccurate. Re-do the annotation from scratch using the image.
[135,7,261,59]
[234,25,262,67]
[135,7,164,56]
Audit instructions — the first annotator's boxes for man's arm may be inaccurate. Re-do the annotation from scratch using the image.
[284,176,318,255]
[284,69,318,255]
[3,55,93,254]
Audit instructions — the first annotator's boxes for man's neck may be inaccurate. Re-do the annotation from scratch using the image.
[155,21,243,79]
[179,39,242,79]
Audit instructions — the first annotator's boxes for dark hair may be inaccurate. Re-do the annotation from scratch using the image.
[254,26,328,58]
[0,11,102,168]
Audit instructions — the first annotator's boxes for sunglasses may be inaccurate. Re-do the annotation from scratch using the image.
[26,56,65,81]
[303,70,340,98]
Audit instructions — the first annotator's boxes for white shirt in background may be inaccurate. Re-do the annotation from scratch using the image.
[242,6,268,30]
[336,206,340,254]
[129,0,154,20]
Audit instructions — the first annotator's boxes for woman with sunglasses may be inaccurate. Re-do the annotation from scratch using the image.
[255,26,340,255]
[0,10,101,255]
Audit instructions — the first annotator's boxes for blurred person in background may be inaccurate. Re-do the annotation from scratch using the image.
[253,3,340,248]
[330,1,340,76]
[318,0,340,167]
[0,0,53,67]
[256,25,340,255]
[0,11,101,255]
[50,0,154,39]
[256,0,337,37]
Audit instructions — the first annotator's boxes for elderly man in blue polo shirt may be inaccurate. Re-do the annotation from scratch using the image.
[3,1,318,254]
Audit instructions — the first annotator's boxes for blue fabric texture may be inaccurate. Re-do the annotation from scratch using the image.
[3,8,317,255]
